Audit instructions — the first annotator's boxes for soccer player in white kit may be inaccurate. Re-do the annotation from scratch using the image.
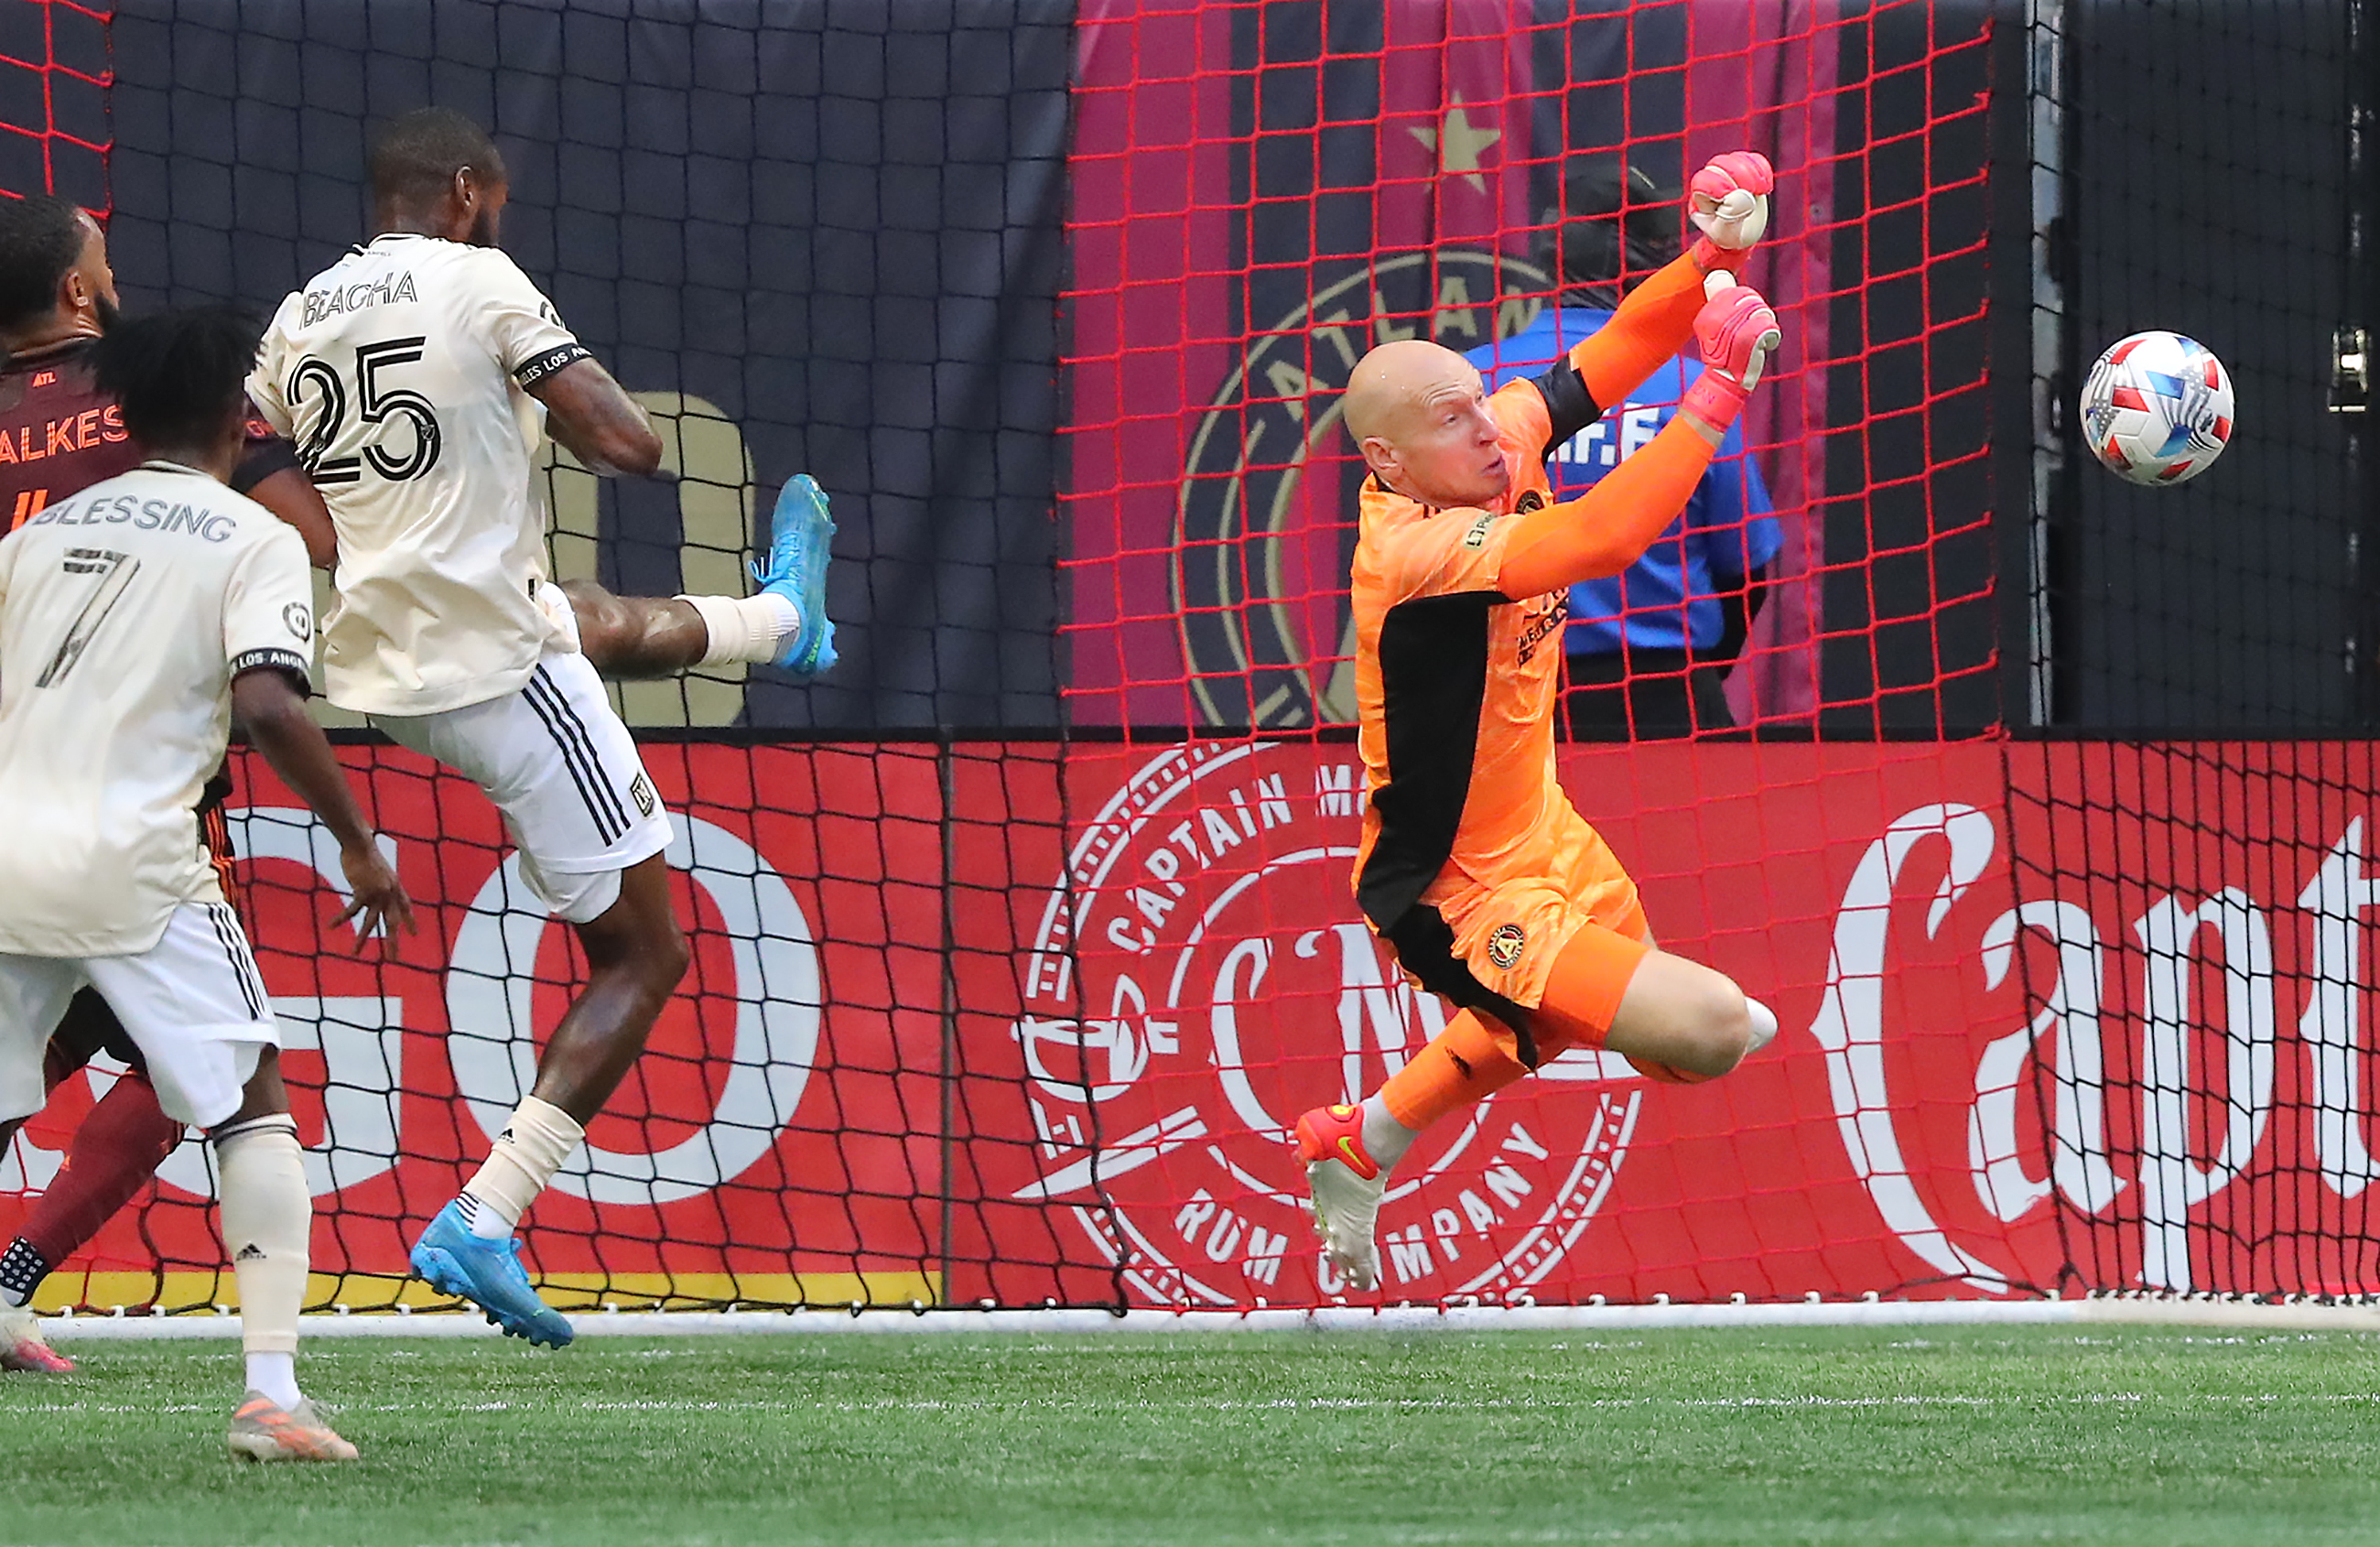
[248,109,836,1347]
[0,308,413,1459]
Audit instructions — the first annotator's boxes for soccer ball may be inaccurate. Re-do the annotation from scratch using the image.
[2079,330,2234,486]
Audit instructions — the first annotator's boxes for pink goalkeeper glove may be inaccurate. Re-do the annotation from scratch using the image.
[1688,150,1774,269]
[1681,275,1781,435]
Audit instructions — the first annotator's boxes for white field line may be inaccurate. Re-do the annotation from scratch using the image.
[13,1391,2380,1419]
[32,1297,2380,1341]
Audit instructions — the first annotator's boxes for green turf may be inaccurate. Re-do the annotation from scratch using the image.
[5,1325,2380,1545]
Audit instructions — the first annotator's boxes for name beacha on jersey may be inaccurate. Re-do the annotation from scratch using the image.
[300,270,420,328]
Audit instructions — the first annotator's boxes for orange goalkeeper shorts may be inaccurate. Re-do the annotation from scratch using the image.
[1426,810,1649,1044]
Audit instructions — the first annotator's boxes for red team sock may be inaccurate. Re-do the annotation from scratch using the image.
[15,1072,184,1273]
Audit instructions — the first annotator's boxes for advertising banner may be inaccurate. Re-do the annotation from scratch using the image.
[7,740,2374,1309]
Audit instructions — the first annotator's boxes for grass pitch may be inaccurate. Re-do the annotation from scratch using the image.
[5,1325,2380,1545]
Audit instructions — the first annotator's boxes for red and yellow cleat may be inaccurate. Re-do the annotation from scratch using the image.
[227,1391,360,1463]
[0,1306,72,1374]
[1293,1104,1385,1291]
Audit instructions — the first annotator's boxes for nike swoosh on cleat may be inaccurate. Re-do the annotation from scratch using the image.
[1336,1136,1367,1170]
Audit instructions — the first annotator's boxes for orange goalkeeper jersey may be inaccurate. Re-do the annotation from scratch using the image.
[1350,375,1588,936]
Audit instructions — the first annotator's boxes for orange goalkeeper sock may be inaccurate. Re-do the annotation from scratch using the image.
[1378,1011,1535,1135]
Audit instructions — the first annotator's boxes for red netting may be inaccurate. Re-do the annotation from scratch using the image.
[5,1,2368,1318]
[0,0,108,212]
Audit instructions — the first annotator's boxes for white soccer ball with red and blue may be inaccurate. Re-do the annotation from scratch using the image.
[2080,330,2234,486]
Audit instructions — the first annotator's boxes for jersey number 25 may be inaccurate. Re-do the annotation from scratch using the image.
[289,337,442,485]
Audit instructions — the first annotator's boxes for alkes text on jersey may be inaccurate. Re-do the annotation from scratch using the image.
[0,404,126,465]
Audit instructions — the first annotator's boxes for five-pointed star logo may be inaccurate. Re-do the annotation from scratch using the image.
[1409,96,1502,192]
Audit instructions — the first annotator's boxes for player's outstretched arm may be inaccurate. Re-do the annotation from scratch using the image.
[528,357,664,478]
[1562,150,1773,414]
[1499,280,1780,598]
[230,665,416,949]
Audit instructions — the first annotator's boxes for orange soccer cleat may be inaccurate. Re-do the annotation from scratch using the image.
[1293,1104,1385,1292]
[226,1391,360,1463]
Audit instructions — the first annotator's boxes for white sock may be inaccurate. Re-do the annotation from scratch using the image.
[212,1115,309,1382]
[677,591,800,665]
[1746,997,1780,1055]
[461,1097,585,1239]
[1359,1094,1419,1174]
[245,1350,300,1409]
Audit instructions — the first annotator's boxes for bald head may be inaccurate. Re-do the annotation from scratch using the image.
[1342,339,1475,445]
[1341,339,1511,510]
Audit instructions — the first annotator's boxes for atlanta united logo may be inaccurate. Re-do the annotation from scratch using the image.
[1175,247,1548,730]
[1014,741,1637,1305]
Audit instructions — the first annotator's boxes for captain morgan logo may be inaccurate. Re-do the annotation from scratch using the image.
[1175,248,1548,730]
[1014,741,1637,1305]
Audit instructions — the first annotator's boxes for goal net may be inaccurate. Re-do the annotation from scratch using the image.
[4,0,2367,1317]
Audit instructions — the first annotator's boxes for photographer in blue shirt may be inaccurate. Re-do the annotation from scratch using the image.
[1468,161,1780,737]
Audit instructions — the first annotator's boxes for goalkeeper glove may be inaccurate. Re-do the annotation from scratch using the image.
[1688,149,1774,269]
[1681,274,1781,436]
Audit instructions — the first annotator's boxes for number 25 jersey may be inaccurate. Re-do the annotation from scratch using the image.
[250,233,590,717]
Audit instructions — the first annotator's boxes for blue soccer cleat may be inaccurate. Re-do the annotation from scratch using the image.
[409,1201,574,1348]
[753,472,838,677]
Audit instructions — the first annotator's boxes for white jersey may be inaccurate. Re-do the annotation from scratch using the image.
[250,233,590,716]
[0,462,314,957]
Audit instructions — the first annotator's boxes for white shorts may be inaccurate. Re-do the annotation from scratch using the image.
[373,648,674,924]
[0,902,276,1130]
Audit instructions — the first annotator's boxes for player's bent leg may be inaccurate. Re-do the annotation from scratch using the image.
[553,580,710,679]
[1594,946,1758,1083]
[537,472,839,682]
[15,1066,183,1273]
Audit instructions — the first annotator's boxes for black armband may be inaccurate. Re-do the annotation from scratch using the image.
[231,433,301,496]
[229,649,312,695]
[1529,357,1603,460]
[514,342,593,388]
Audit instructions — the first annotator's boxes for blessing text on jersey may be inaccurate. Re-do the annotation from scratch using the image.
[27,494,237,542]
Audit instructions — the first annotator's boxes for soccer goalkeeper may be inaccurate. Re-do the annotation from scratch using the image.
[1295,153,1785,1291]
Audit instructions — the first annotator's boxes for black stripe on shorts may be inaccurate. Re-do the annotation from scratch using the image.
[524,665,630,845]
[205,903,267,1022]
